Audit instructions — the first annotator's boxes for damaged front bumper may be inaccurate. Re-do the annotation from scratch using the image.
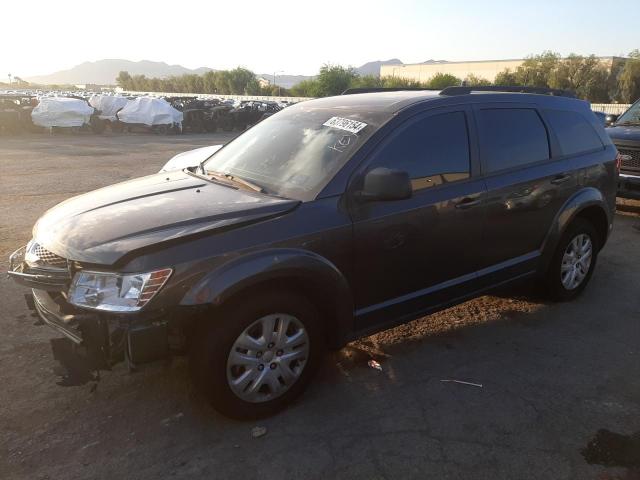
[27,288,171,369]
[8,245,174,370]
[8,245,71,291]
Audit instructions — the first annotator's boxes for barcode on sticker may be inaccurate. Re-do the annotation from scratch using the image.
[323,117,367,134]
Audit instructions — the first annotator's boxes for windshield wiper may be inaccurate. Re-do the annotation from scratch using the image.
[222,173,265,193]
[205,170,264,193]
[616,121,640,126]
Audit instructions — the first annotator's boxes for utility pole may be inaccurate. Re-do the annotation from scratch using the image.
[8,73,12,85]
[273,71,284,97]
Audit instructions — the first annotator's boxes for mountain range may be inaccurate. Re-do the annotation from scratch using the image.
[24,58,447,88]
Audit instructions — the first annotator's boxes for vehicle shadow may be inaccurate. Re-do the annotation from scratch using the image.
[322,280,548,379]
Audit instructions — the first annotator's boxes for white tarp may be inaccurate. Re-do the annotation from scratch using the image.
[89,95,129,121]
[116,97,183,126]
[31,97,94,128]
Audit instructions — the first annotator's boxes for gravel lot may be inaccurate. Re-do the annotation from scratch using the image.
[1,133,639,480]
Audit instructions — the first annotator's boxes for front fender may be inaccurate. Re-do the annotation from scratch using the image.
[540,187,613,271]
[180,248,354,347]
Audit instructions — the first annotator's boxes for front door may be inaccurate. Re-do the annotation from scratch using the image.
[349,106,486,330]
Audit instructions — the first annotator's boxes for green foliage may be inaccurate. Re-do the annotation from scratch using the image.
[383,76,426,88]
[290,79,319,97]
[494,69,519,85]
[427,73,462,89]
[516,51,561,87]
[491,51,640,102]
[115,67,290,96]
[116,71,132,88]
[109,51,640,103]
[464,74,491,86]
[548,54,609,102]
[315,64,358,96]
[618,51,640,103]
[350,75,384,89]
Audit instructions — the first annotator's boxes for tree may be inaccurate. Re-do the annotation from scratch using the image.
[618,50,640,103]
[350,75,384,89]
[464,74,491,86]
[315,64,358,96]
[116,71,133,89]
[427,73,461,89]
[382,76,426,88]
[549,54,609,102]
[494,69,520,85]
[514,51,561,87]
[290,78,319,97]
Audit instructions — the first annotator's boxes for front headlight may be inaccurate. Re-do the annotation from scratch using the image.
[68,268,172,312]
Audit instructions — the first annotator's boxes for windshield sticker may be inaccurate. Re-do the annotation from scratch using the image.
[328,134,354,153]
[323,117,367,134]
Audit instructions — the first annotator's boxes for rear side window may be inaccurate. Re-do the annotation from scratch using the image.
[544,109,603,156]
[478,108,550,173]
[371,111,470,191]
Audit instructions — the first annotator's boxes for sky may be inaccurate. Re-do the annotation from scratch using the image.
[2,0,638,80]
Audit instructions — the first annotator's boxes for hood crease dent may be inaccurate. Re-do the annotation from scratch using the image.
[33,170,299,265]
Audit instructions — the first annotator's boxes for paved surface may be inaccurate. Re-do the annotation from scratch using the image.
[1,133,639,480]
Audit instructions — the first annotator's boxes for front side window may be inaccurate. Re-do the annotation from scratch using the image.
[369,111,471,191]
[478,108,550,173]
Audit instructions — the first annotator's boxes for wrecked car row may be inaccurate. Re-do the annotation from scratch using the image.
[0,92,286,135]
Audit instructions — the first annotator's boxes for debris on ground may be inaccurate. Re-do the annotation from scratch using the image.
[80,441,100,451]
[440,379,483,388]
[251,426,267,438]
[367,359,383,371]
[161,412,184,427]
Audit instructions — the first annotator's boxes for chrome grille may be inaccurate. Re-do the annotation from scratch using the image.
[618,148,640,173]
[32,243,67,268]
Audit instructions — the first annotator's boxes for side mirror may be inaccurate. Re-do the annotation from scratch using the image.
[358,167,412,201]
[605,114,619,126]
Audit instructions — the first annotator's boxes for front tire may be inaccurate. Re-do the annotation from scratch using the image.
[545,218,599,301]
[190,290,323,419]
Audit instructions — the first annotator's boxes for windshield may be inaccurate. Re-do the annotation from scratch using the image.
[202,103,385,201]
[616,99,640,125]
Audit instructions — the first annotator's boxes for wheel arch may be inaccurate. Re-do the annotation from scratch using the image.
[180,248,354,348]
[540,187,612,272]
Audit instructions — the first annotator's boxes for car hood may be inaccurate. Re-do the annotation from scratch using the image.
[607,125,640,143]
[33,170,299,265]
[159,144,223,172]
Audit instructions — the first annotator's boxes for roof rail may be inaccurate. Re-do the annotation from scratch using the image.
[341,87,438,95]
[440,85,576,98]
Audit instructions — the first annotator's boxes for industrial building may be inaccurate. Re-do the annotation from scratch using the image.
[380,57,626,83]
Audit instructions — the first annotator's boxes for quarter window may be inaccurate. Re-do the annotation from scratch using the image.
[370,111,471,191]
[544,109,603,156]
[478,108,550,173]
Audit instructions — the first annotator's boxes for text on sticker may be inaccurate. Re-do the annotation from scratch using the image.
[323,117,367,134]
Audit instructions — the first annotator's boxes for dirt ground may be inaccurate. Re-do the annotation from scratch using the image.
[1,133,639,480]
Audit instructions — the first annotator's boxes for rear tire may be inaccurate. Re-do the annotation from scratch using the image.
[189,290,323,419]
[544,218,599,301]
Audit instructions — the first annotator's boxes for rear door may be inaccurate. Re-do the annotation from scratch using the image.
[349,106,486,329]
[473,103,579,283]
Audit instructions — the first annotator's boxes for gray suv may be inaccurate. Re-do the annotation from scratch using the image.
[8,86,619,418]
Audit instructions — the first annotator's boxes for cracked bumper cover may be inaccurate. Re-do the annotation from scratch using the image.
[27,289,171,367]
[8,246,171,366]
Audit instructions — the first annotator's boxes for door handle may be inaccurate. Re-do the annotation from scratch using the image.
[455,197,481,209]
[551,174,572,185]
